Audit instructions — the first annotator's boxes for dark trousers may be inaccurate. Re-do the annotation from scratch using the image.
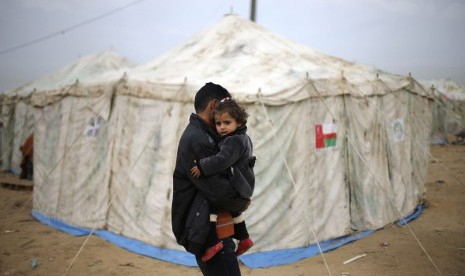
[196,238,241,276]
[20,155,33,180]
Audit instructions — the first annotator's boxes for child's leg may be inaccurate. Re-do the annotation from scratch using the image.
[231,212,254,256]
[231,212,249,240]
[204,214,219,247]
[201,214,223,262]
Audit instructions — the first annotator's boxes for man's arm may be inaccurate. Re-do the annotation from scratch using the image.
[187,170,250,213]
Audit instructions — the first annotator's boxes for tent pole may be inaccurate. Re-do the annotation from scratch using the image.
[250,0,256,22]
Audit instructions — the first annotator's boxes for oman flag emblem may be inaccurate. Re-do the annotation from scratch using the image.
[315,123,337,149]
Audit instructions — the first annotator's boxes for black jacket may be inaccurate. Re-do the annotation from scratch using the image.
[172,114,249,255]
[198,125,255,199]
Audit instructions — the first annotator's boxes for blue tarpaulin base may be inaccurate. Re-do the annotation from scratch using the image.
[31,204,424,268]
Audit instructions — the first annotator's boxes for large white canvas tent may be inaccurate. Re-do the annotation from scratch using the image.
[0,50,134,175]
[31,15,433,268]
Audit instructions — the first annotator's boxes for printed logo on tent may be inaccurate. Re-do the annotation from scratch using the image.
[85,116,102,138]
[315,123,337,149]
[392,118,404,142]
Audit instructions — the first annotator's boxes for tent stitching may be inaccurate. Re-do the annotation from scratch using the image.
[307,76,443,275]
[388,82,465,189]
[256,95,334,276]
[65,82,188,274]
[373,79,444,275]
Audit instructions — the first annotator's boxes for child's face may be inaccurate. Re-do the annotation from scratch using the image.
[215,112,239,136]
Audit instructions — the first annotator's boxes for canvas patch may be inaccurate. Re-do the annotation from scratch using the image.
[392,118,405,142]
[315,123,337,149]
[85,116,102,138]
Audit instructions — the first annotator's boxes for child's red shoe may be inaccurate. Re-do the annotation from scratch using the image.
[235,238,254,256]
[201,241,224,262]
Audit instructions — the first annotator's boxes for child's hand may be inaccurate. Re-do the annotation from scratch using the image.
[191,166,201,179]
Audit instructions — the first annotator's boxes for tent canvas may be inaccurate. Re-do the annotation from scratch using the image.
[421,79,465,144]
[31,15,433,267]
[0,50,134,175]
[0,95,34,174]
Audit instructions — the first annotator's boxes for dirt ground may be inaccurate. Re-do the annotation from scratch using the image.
[0,144,464,276]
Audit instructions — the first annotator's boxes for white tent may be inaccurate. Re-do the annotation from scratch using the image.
[1,85,34,173]
[0,50,134,175]
[31,15,433,267]
[421,79,465,144]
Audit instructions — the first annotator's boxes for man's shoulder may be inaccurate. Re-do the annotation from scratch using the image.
[182,120,209,139]
[180,118,216,149]
[181,115,202,136]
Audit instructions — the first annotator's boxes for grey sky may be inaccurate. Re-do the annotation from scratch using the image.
[1,0,464,92]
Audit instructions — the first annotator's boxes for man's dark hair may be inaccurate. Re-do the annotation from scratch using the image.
[194,82,231,113]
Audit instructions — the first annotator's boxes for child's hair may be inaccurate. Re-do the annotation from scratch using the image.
[214,97,248,126]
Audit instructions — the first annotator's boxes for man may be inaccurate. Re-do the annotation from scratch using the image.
[172,82,249,275]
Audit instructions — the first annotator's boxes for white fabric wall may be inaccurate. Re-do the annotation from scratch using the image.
[33,87,113,229]
[105,94,190,249]
[347,88,430,231]
[244,98,350,251]
[346,94,397,230]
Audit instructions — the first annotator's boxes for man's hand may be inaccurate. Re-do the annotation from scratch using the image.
[191,166,202,179]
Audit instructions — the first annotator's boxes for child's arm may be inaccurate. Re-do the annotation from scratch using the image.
[198,136,246,176]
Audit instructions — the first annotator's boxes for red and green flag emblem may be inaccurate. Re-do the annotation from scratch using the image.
[315,123,337,149]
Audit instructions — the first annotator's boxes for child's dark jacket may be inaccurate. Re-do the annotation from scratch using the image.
[197,125,255,199]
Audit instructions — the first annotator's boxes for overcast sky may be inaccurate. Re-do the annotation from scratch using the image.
[1,0,464,92]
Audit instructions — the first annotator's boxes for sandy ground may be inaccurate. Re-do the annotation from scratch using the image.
[0,144,464,276]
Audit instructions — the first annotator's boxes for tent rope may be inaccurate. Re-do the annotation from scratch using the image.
[64,135,150,274]
[422,151,465,187]
[429,86,465,132]
[0,195,33,235]
[56,89,78,212]
[372,78,446,274]
[2,76,458,274]
[256,96,333,276]
[0,99,50,234]
[376,77,465,274]
[0,81,126,271]
[387,80,465,188]
[305,77,443,275]
[64,229,95,274]
[64,83,188,274]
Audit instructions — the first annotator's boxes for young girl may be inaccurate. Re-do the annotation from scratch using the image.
[191,97,256,262]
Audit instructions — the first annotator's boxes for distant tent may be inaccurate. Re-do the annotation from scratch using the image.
[0,50,134,175]
[0,84,34,174]
[422,79,465,144]
[31,15,433,268]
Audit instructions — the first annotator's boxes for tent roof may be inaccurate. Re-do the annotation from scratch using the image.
[4,50,134,98]
[421,79,465,100]
[125,14,416,100]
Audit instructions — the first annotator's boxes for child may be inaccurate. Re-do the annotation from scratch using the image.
[191,97,256,262]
